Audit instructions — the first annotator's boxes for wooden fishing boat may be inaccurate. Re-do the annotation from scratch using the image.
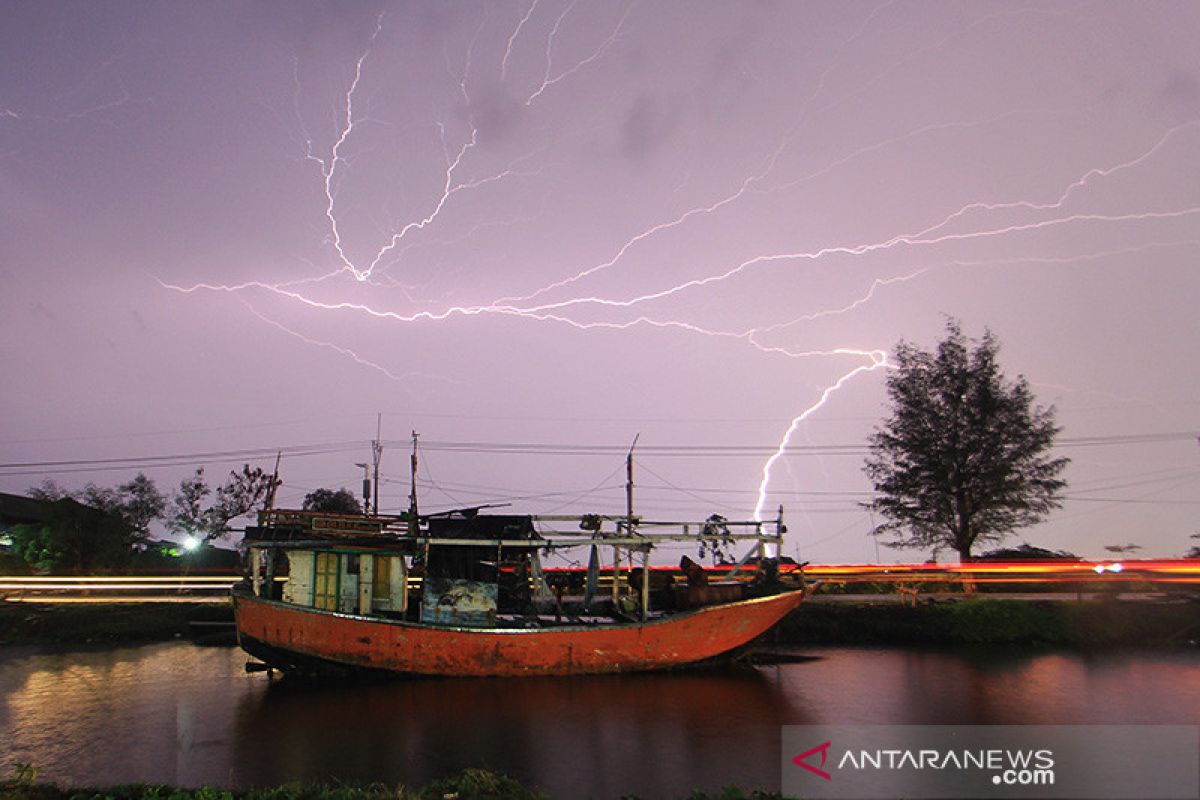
[234,442,809,678]
[232,583,807,678]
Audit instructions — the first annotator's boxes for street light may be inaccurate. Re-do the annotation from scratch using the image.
[355,462,371,511]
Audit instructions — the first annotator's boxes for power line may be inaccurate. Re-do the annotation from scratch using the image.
[4,431,1195,477]
[0,442,363,476]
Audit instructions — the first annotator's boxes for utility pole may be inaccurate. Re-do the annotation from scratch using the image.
[371,413,383,516]
[408,430,420,534]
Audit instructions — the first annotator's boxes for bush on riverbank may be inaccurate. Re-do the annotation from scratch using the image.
[777,597,1200,646]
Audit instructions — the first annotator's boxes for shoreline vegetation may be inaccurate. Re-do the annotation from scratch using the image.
[0,769,784,800]
[0,596,1196,649]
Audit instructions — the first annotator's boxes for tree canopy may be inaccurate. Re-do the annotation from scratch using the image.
[863,320,1069,561]
[167,465,278,542]
[302,487,364,515]
[9,466,274,572]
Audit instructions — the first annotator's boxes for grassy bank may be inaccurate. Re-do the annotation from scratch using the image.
[0,770,780,800]
[0,601,233,646]
[776,596,1200,647]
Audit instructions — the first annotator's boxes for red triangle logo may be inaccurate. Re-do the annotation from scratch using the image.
[792,740,832,780]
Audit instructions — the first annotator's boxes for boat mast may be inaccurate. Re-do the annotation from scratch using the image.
[371,413,383,516]
[624,435,645,617]
[626,433,639,527]
[264,450,282,511]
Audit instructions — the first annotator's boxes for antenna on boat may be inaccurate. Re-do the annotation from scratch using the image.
[408,430,420,534]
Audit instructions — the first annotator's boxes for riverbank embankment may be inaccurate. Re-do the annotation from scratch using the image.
[1,596,1196,648]
[0,601,234,645]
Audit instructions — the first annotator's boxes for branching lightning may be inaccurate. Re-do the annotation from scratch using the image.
[156,3,1200,542]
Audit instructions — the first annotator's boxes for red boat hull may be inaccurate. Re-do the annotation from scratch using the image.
[233,587,806,677]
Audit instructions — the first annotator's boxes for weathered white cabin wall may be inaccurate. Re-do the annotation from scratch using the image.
[249,547,262,596]
[283,551,314,606]
[357,556,374,615]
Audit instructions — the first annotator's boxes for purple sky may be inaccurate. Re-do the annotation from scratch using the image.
[2,1,1198,563]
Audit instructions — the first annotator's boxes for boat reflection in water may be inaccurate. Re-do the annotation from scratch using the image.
[3,643,1199,796]
[231,666,807,799]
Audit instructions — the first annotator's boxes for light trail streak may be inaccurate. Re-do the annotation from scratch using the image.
[5,560,1196,606]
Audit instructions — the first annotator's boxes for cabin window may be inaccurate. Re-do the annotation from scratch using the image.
[345,554,360,574]
[313,552,339,611]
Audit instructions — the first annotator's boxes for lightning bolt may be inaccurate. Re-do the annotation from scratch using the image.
[524,1,636,106]
[501,0,541,81]
[753,352,890,524]
[233,297,419,387]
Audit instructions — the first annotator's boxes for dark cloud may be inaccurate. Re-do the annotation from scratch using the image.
[468,78,525,146]
[236,1,390,57]
[620,93,683,163]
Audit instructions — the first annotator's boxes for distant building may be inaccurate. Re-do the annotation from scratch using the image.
[0,492,55,545]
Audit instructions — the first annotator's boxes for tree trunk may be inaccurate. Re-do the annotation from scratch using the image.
[957,545,976,594]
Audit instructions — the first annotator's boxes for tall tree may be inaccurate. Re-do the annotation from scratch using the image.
[209,464,277,538]
[302,488,364,515]
[863,320,1069,562]
[168,468,212,541]
[117,473,166,547]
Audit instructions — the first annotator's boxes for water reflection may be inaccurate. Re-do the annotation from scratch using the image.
[231,667,804,798]
[1,643,1197,798]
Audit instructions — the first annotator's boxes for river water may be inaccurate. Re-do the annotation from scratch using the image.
[1,642,1197,798]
